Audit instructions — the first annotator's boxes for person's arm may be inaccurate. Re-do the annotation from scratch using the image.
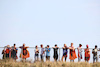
[98,48,100,51]
[16,49,18,53]
[67,47,69,49]
[38,49,39,53]
[88,49,90,54]
[77,47,79,52]
[57,47,59,49]
[45,48,47,51]
[73,47,75,51]
[69,47,73,50]
[52,47,55,49]
[2,50,4,54]
[19,46,21,48]
[26,46,29,48]
[48,48,50,52]
[92,49,94,54]
[84,49,86,52]
[77,47,79,50]
[62,47,64,49]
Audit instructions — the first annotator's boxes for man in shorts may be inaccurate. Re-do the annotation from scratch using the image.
[45,45,51,61]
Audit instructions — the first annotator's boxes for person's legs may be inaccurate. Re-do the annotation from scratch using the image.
[65,57,67,62]
[46,56,48,61]
[35,54,37,61]
[93,57,95,63]
[6,54,9,58]
[25,58,26,61]
[54,55,58,61]
[62,56,64,61]
[70,60,74,62]
[53,56,56,61]
[96,57,98,62]
[41,55,43,62]
[86,57,89,62]
[48,56,50,61]
[56,55,58,61]
[54,57,56,61]
[78,57,81,62]
[55,57,57,61]
[86,57,88,62]
[37,54,39,61]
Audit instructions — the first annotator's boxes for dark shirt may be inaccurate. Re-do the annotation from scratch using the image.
[53,48,58,56]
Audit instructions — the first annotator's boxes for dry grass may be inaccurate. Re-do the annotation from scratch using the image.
[0,59,100,67]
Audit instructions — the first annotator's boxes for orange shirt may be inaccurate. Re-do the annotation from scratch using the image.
[6,49,10,54]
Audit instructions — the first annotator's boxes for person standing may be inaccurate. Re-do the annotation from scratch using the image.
[5,45,11,59]
[84,45,90,62]
[40,44,45,62]
[45,45,51,61]
[77,44,82,62]
[34,45,39,61]
[69,43,77,62]
[53,44,59,61]
[92,45,100,63]
[11,44,18,60]
[62,44,68,62]
[2,47,6,59]
[19,44,30,60]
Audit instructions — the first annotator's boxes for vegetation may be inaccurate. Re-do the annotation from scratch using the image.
[0,59,100,67]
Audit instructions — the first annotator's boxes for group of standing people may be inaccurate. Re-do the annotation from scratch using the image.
[2,44,30,60]
[1,43,100,63]
[2,44,18,60]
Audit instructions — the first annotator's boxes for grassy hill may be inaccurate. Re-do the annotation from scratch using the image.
[0,59,100,67]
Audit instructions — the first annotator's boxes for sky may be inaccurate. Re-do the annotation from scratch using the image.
[0,0,100,62]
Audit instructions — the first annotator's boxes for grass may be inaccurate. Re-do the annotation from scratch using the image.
[0,59,100,67]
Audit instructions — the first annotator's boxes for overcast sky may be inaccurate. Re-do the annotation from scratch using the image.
[0,0,100,48]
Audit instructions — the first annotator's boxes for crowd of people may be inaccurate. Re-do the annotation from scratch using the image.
[1,43,100,63]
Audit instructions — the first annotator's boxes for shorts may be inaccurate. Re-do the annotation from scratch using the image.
[93,56,98,62]
[35,54,38,56]
[85,57,89,61]
[6,54,9,58]
[46,56,50,61]
[63,52,67,57]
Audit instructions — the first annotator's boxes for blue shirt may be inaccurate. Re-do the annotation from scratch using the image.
[45,48,51,56]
